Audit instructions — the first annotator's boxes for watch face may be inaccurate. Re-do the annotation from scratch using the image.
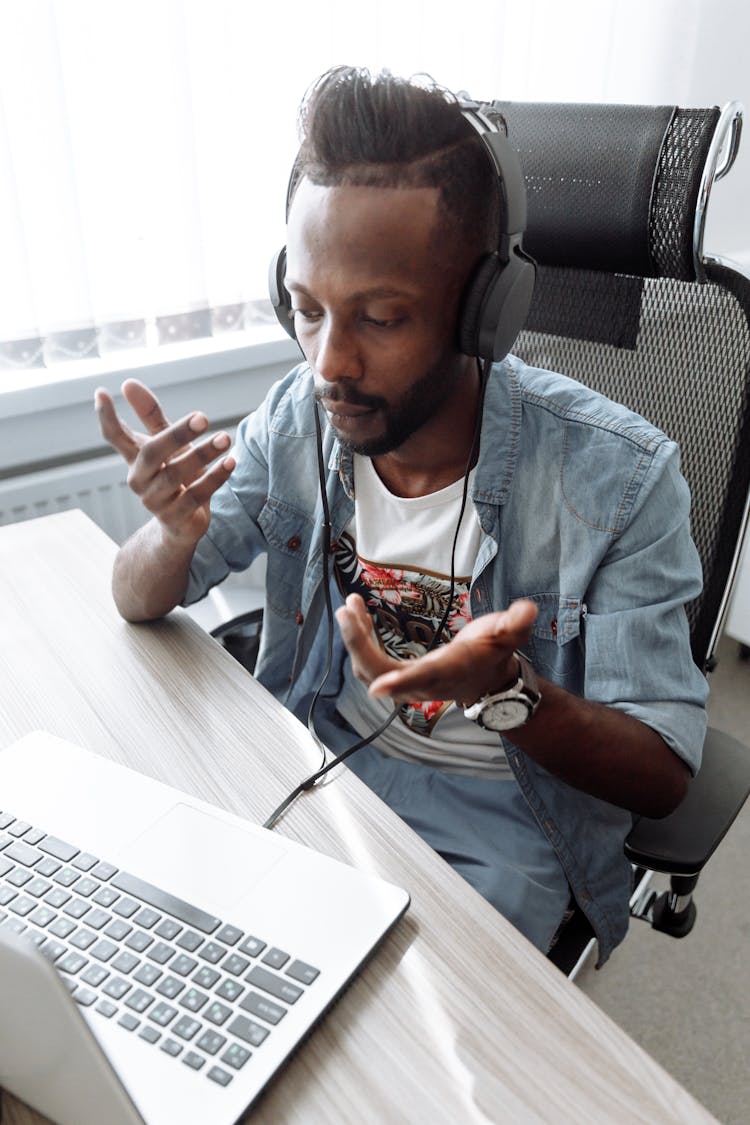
[479,698,531,731]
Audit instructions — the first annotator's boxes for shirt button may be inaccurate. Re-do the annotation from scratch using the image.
[287,535,301,550]
[550,618,558,636]
[295,612,304,626]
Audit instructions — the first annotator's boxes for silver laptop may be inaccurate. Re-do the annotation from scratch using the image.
[0,732,410,1124]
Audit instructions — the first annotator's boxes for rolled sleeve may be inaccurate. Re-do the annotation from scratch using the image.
[583,441,708,775]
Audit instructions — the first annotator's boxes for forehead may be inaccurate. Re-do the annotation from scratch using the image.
[284,178,444,294]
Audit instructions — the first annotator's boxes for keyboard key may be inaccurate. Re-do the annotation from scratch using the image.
[5,840,42,867]
[38,836,79,863]
[111,951,140,975]
[138,1025,161,1045]
[203,1001,232,1027]
[227,1014,269,1048]
[113,897,140,919]
[91,861,118,881]
[221,1043,251,1070]
[207,1066,233,1087]
[93,887,119,908]
[72,853,99,872]
[118,1013,140,1032]
[7,868,32,888]
[70,929,97,951]
[44,887,71,908]
[146,942,175,965]
[170,954,197,977]
[72,876,99,897]
[261,947,289,970]
[240,991,286,1025]
[105,919,132,941]
[173,1015,201,1042]
[126,930,153,953]
[0,813,15,830]
[7,820,32,838]
[156,976,185,1000]
[246,966,302,1005]
[24,828,45,846]
[215,924,243,946]
[36,858,61,878]
[160,1038,182,1057]
[40,939,67,962]
[286,959,320,986]
[62,898,90,920]
[53,868,80,888]
[0,887,17,906]
[134,963,162,987]
[110,872,221,935]
[82,964,109,988]
[182,1051,204,1070]
[49,917,77,939]
[0,856,14,878]
[58,951,88,975]
[196,1030,226,1056]
[26,877,52,898]
[215,978,244,1004]
[4,918,27,934]
[125,989,154,1014]
[198,942,225,964]
[238,935,266,958]
[85,909,111,931]
[179,988,208,1013]
[154,918,182,941]
[96,998,118,1018]
[90,937,119,961]
[9,894,36,917]
[221,953,249,977]
[176,930,203,953]
[133,907,161,929]
[192,966,220,989]
[149,1002,178,1027]
[74,987,97,1007]
[28,905,57,928]
[103,977,131,1000]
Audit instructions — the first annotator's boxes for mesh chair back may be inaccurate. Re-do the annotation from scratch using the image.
[495,102,750,670]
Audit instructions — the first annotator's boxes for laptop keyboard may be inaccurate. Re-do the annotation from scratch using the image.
[0,810,320,1089]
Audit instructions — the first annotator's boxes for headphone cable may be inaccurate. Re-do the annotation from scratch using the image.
[262,359,490,830]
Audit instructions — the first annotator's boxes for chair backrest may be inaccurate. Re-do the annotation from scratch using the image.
[495,100,750,671]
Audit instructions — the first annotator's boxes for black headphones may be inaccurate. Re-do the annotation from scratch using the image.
[268,99,535,362]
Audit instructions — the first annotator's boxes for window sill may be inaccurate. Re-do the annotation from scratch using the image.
[0,330,302,477]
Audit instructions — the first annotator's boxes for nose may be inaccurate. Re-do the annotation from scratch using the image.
[313,316,363,384]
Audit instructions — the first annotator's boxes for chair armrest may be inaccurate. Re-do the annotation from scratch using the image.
[624,726,750,875]
[209,607,264,640]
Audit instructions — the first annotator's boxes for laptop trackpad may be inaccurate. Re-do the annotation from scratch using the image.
[122,803,286,916]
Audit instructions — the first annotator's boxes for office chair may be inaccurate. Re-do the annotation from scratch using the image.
[212,99,750,977]
[492,99,750,975]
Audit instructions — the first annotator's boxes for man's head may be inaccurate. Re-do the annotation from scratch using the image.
[281,66,505,459]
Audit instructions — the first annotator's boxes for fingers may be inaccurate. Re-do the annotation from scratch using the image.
[368,599,539,704]
[95,387,142,462]
[335,594,396,686]
[130,430,233,509]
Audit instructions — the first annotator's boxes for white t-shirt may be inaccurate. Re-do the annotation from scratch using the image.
[334,454,512,778]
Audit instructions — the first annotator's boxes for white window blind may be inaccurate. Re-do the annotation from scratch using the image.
[0,0,702,376]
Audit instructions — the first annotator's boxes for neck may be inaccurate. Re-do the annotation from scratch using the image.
[372,359,483,498]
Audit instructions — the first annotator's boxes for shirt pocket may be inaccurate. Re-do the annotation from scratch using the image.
[257,497,316,620]
[522,594,585,693]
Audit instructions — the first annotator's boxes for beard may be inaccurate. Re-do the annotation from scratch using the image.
[313,349,461,457]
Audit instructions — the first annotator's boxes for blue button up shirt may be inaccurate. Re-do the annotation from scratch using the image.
[185,356,708,963]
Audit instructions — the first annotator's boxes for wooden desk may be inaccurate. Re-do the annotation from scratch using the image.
[0,511,715,1124]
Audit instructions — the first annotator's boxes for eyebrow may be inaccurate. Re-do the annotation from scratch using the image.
[284,280,417,301]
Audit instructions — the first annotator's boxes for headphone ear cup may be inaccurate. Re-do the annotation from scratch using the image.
[457,255,498,358]
[458,250,535,360]
[268,246,297,340]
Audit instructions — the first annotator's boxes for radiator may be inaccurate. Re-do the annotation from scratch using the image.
[0,454,147,545]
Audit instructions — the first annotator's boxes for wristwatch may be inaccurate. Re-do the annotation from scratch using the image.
[463,651,541,731]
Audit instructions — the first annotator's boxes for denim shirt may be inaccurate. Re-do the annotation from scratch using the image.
[185,356,708,963]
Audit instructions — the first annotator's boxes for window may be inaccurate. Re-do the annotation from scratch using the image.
[0,0,719,379]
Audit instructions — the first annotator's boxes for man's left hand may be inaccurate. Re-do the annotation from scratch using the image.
[335,594,538,707]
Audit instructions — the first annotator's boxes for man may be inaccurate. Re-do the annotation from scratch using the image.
[97,66,707,964]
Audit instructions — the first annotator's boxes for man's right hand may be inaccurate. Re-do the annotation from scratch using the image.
[95,379,235,548]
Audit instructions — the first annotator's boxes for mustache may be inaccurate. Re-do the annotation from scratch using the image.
[313,385,385,411]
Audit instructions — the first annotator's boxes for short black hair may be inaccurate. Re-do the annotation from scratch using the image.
[293,66,501,261]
